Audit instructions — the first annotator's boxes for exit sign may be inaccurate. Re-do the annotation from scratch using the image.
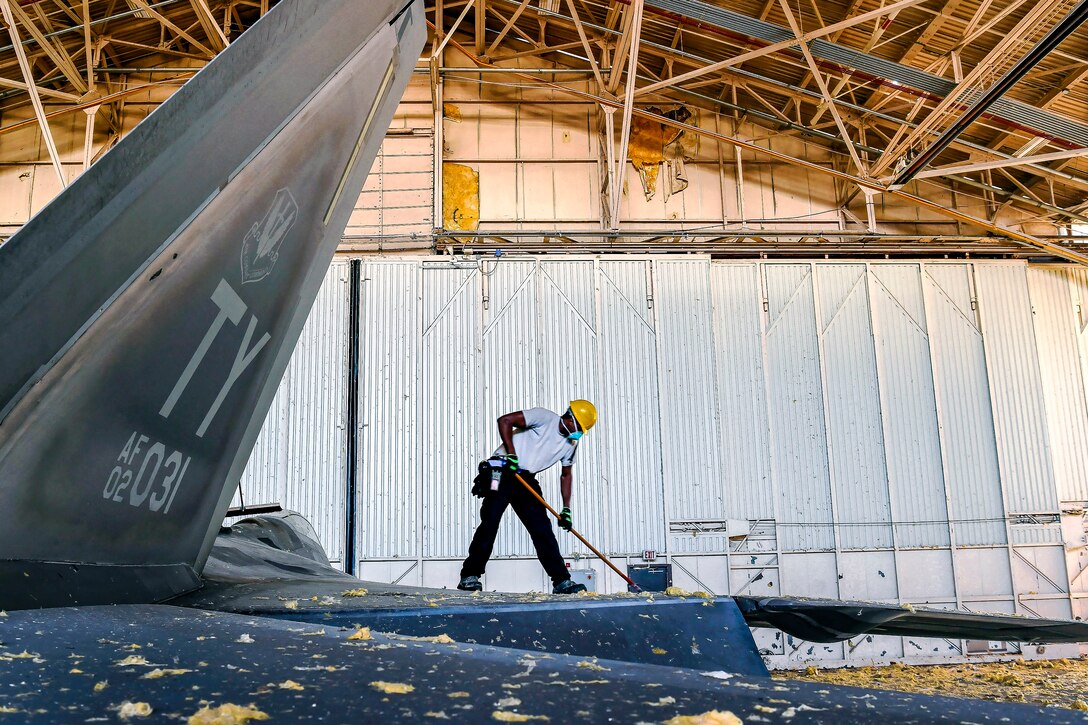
[642,550,656,561]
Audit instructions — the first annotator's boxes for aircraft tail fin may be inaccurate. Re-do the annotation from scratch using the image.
[0,0,425,609]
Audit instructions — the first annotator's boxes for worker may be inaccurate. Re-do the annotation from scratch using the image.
[458,400,598,595]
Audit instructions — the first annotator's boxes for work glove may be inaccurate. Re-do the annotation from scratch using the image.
[504,454,520,472]
[559,507,573,531]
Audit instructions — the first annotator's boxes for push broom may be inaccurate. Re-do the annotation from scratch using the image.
[512,471,643,593]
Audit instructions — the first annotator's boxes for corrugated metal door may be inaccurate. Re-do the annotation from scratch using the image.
[1028,267,1088,505]
[655,260,726,555]
[421,262,482,560]
[535,260,606,559]
[920,263,1006,547]
[867,264,949,549]
[480,260,540,558]
[357,261,421,561]
[237,261,351,565]
[762,264,834,552]
[597,260,666,555]
[975,264,1059,523]
[814,264,893,551]
[710,263,772,523]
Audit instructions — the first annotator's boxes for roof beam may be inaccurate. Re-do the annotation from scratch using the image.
[127,0,215,58]
[873,0,1069,177]
[915,148,1088,179]
[634,0,931,98]
[485,0,530,57]
[775,0,865,175]
[188,0,228,53]
[883,0,1088,184]
[8,0,85,92]
[609,0,643,226]
[435,28,1088,264]
[0,0,65,187]
[564,0,604,90]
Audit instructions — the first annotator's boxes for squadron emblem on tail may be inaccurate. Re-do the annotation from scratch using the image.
[241,188,299,284]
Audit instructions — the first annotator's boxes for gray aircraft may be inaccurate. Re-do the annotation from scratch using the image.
[0,1,1086,722]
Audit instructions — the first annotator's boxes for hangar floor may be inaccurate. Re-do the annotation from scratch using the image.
[778,657,1088,711]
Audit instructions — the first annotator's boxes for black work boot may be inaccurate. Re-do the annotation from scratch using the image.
[457,575,482,592]
[552,578,587,594]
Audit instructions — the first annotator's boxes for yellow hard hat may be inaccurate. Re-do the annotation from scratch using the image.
[568,399,597,432]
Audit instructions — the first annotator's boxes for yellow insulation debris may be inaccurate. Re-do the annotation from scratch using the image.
[118,701,152,719]
[142,668,191,679]
[663,711,742,725]
[781,658,1088,711]
[491,711,549,722]
[347,627,372,641]
[187,703,270,725]
[370,681,414,694]
[443,103,463,123]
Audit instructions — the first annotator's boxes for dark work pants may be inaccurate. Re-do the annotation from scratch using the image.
[460,470,570,585]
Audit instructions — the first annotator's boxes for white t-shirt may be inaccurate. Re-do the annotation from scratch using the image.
[492,407,578,474]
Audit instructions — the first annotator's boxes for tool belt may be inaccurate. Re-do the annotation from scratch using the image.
[472,458,536,498]
[471,458,504,498]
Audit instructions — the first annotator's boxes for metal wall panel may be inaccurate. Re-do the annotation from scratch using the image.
[421,262,481,559]
[920,264,1006,547]
[814,264,892,550]
[357,261,421,559]
[597,260,667,554]
[868,264,950,548]
[348,133,434,238]
[975,264,1059,515]
[709,264,773,521]
[763,264,834,552]
[654,260,728,554]
[238,261,351,563]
